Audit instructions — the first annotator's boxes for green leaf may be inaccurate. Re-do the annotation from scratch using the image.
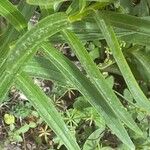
[83,128,105,150]
[94,11,150,113]
[101,147,114,150]
[16,72,80,150]
[42,42,135,149]
[130,49,150,82]
[0,2,35,68]
[0,12,69,102]
[4,114,15,125]
[119,0,133,14]
[106,75,114,88]
[42,13,141,43]
[120,33,150,47]
[66,0,80,15]
[27,0,115,6]
[26,0,66,6]
[132,0,149,17]
[79,0,87,12]
[0,0,27,31]
[99,11,150,35]
[15,123,30,134]
[73,96,91,110]
[68,2,115,22]
[62,29,142,135]
[124,89,134,103]
[24,56,71,86]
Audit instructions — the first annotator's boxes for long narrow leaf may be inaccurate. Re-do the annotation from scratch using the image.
[99,10,150,35]
[24,56,71,86]
[130,49,150,82]
[26,0,66,6]
[79,0,87,12]
[120,33,150,46]
[0,12,69,102]
[94,11,150,113]
[62,29,142,136]
[83,128,104,150]
[26,0,115,6]
[16,72,80,150]
[0,0,27,31]
[0,2,35,68]
[42,42,135,149]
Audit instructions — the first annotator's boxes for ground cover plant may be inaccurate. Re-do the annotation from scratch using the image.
[0,0,150,149]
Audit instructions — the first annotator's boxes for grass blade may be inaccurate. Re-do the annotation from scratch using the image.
[42,42,135,149]
[100,10,150,35]
[94,11,150,113]
[79,0,87,12]
[26,0,66,6]
[16,72,80,150]
[0,0,27,31]
[62,29,142,135]
[120,33,150,46]
[24,56,71,86]
[83,128,104,150]
[0,2,35,68]
[0,12,69,102]
[130,49,150,82]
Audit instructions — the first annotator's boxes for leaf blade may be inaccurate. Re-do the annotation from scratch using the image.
[24,56,71,86]
[94,11,150,113]
[0,12,69,102]
[130,49,150,82]
[42,42,135,149]
[100,10,150,35]
[62,29,142,136]
[0,0,27,31]
[16,72,80,150]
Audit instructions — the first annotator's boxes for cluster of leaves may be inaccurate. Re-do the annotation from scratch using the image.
[0,0,150,149]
